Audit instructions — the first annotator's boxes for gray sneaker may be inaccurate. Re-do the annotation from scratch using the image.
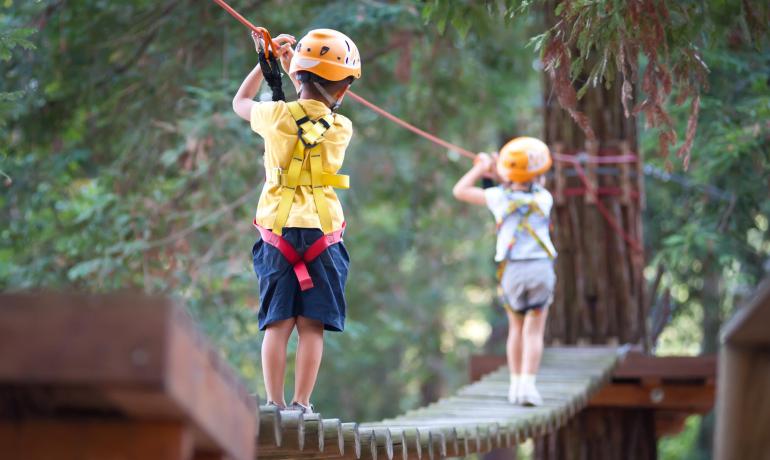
[265,400,286,410]
[287,401,315,414]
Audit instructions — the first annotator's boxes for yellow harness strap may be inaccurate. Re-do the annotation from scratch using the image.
[266,168,350,189]
[498,194,555,262]
[518,207,555,259]
[271,102,339,236]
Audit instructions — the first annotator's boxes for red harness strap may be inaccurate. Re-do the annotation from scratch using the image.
[254,220,346,291]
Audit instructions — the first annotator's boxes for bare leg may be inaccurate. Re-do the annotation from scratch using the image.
[292,316,325,406]
[522,307,550,375]
[505,308,525,375]
[261,317,296,407]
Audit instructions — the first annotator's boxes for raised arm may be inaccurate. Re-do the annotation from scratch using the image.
[452,153,493,206]
[232,63,264,121]
[276,37,300,93]
[232,33,297,121]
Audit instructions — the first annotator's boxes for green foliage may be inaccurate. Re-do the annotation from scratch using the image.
[0,27,34,61]
[0,17,35,148]
[658,416,707,460]
[428,0,769,166]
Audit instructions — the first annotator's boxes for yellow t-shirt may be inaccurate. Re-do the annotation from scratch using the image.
[251,99,352,231]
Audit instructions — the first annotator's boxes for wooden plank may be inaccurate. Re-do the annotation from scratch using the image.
[0,420,193,460]
[611,352,716,380]
[0,293,257,460]
[589,383,715,411]
[259,406,283,448]
[0,293,169,386]
[470,352,716,384]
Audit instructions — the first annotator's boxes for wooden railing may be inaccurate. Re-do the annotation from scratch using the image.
[0,293,257,460]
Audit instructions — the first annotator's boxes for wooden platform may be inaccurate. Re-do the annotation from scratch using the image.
[0,293,258,460]
[256,347,621,459]
[471,349,716,439]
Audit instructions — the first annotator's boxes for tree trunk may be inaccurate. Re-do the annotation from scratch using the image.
[535,409,657,460]
[537,1,653,458]
[543,2,644,347]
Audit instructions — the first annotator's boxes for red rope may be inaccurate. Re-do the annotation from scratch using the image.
[212,0,278,56]
[572,161,643,254]
[552,152,637,164]
[345,92,478,159]
[563,187,640,198]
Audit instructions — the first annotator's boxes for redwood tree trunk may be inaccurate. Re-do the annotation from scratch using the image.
[535,409,657,460]
[544,68,645,346]
[536,1,653,458]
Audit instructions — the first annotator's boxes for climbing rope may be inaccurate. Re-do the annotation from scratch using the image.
[345,92,477,159]
[572,161,644,254]
[211,0,643,255]
[212,0,278,56]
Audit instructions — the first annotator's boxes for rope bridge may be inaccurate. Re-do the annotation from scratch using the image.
[257,347,621,459]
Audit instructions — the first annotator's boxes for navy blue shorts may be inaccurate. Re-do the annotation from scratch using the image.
[252,227,349,332]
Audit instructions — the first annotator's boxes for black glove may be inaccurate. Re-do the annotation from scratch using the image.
[258,50,285,102]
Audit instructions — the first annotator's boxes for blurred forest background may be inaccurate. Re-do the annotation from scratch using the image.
[2,1,768,458]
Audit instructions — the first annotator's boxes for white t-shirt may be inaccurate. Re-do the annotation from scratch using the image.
[484,184,557,262]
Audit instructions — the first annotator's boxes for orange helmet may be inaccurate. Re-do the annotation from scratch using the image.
[289,29,361,81]
[497,137,552,183]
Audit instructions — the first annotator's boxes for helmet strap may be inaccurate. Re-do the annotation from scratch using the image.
[311,81,347,111]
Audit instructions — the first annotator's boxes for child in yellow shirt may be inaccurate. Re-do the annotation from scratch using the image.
[232,29,361,413]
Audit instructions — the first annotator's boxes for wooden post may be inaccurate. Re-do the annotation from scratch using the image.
[715,278,770,460]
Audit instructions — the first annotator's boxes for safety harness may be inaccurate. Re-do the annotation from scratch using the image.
[497,188,555,311]
[254,101,350,291]
[495,186,556,294]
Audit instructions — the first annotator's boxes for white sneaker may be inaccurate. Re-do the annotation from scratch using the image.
[508,380,519,404]
[518,381,543,406]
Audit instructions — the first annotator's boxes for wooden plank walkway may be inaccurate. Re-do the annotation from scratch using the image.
[258,347,622,459]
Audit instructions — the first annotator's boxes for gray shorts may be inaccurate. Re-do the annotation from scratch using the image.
[498,259,555,314]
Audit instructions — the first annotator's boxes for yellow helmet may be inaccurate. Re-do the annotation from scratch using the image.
[497,137,552,183]
[289,29,361,81]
